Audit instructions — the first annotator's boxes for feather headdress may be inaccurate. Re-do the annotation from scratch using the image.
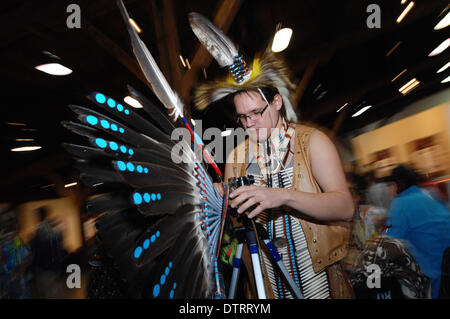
[189,12,298,122]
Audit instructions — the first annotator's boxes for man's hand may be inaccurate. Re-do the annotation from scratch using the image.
[229,185,288,218]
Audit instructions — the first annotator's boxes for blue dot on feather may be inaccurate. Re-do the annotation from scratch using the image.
[100,120,110,129]
[160,275,166,285]
[151,235,156,243]
[117,161,126,171]
[107,98,115,108]
[151,193,156,201]
[95,138,107,148]
[169,261,173,268]
[124,109,130,115]
[117,104,124,112]
[127,162,135,172]
[144,167,148,173]
[86,115,98,125]
[165,267,170,276]
[95,93,106,104]
[143,193,150,203]
[173,282,176,289]
[128,149,134,155]
[143,239,150,249]
[109,142,118,151]
[157,193,161,200]
[120,145,127,153]
[133,193,142,204]
[134,246,142,259]
[156,231,160,237]
[110,123,118,131]
[153,285,160,298]
[169,290,174,299]
[137,165,143,173]
[119,127,125,134]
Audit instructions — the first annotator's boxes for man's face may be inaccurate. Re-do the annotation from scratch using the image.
[233,91,281,142]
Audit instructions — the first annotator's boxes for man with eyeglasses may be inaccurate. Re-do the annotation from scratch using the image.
[191,14,354,299]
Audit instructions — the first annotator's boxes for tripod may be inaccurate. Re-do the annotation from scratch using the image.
[227,214,304,299]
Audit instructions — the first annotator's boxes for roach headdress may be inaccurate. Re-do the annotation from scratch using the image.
[189,12,298,122]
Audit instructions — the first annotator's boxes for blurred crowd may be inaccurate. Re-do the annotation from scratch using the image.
[345,163,450,299]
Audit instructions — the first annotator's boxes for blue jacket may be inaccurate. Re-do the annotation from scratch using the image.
[385,185,450,298]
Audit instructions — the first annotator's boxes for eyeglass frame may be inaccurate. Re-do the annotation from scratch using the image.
[235,103,270,124]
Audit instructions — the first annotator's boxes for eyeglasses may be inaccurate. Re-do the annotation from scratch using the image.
[235,104,269,124]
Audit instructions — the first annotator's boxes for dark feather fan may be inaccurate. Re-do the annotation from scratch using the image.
[62,0,228,299]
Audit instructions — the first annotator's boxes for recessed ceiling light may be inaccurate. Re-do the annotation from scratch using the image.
[11,146,42,152]
[437,61,450,73]
[128,18,142,34]
[434,11,450,30]
[272,28,293,52]
[34,63,72,76]
[429,38,450,56]
[64,182,78,188]
[221,129,232,137]
[396,1,415,23]
[442,75,450,83]
[352,105,372,117]
[336,103,348,113]
[15,138,34,141]
[124,96,143,108]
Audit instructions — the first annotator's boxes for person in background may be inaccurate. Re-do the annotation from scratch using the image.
[30,206,67,299]
[384,165,450,298]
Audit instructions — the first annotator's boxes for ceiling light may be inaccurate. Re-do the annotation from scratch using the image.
[185,58,191,70]
[399,78,420,95]
[128,18,142,34]
[434,11,450,30]
[386,41,402,56]
[437,61,450,73]
[124,96,143,108]
[442,75,450,83]
[11,146,42,152]
[179,55,186,67]
[399,78,417,92]
[7,122,26,126]
[400,80,420,95]
[271,28,293,53]
[34,63,72,76]
[336,103,348,113]
[221,129,232,137]
[428,38,450,56]
[401,0,407,4]
[15,138,34,141]
[391,68,407,82]
[352,105,372,117]
[64,182,78,188]
[396,1,415,23]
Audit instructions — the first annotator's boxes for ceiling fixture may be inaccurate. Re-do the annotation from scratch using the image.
[437,61,450,73]
[442,75,450,83]
[124,96,143,108]
[34,63,72,76]
[221,129,232,137]
[386,41,402,56]
[434,11,450,30]
[396,1,415,23]
[185,58,192,70]
[352,105,372,117]
[128,18,142,34]
[271,28,293,53]
[7,122,26,126]
[399,78,420,95]
[401,0,407,4]
[428,38,450,56]
[179,55,186,67]
[336,103,348,113]
[15,138,34,141]
[391,68,407,82]
[11,146,42,152]
[64,182,78,188]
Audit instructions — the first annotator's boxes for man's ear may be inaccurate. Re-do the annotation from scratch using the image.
[273,94,283,111]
